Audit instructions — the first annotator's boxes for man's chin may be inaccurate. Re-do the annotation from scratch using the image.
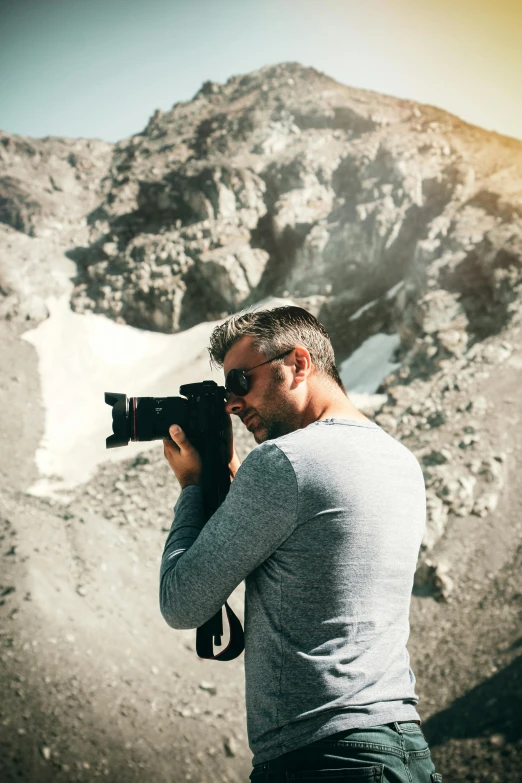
[250,425,263,444]
[253,423,281,444]
[250,422,267,444]
[247,417,283,443]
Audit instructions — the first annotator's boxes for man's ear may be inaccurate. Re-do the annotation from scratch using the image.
[293,346,312,384]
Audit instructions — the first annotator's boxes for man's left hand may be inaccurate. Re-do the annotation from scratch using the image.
[163,425,202,489]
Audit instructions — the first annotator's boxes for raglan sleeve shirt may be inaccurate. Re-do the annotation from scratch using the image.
[159,440,298,630]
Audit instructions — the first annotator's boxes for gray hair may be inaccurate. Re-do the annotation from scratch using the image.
[208,305,345,391]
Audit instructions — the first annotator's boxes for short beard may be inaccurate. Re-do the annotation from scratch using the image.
[255,365,297,442]
[261,416,292,442]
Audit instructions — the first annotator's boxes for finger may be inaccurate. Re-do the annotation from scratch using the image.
[169,425,192,453]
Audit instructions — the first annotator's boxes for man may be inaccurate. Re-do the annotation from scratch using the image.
[160,306,441,782]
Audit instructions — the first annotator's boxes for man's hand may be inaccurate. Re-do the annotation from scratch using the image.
[164,425,202,489]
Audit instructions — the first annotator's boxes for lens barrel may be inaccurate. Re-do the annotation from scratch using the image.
[133,396,188,442]
[105,392,190,449]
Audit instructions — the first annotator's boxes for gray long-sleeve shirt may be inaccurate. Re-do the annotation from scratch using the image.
[160,418,426,765]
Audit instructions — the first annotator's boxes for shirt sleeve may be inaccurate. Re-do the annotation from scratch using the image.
[159,440,298,629]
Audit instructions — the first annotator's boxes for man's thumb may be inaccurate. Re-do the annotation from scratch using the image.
[169,424,189,448]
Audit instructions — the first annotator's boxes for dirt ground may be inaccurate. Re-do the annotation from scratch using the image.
[1,315,521,783]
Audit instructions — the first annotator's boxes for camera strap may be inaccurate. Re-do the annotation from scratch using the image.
[196,602,245,661]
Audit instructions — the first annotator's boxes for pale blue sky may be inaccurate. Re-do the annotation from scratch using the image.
[1,0,521,142]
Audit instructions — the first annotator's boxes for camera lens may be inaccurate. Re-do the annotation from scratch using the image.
[105,393,189,448]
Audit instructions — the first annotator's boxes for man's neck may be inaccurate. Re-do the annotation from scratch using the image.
[301,385,372,428]
[316,404,372,425]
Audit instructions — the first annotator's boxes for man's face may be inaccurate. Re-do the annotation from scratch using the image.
[223,336,298,444]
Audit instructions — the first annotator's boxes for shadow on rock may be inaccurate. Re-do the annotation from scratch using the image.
[423,653,522,747]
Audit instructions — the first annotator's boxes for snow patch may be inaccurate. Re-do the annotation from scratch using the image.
[22,296,223,499]
[340,332,401,395]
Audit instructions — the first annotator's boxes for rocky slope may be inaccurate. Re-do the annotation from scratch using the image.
[1,62,522,782]
[64,63,522,356]
[0,132,112,321]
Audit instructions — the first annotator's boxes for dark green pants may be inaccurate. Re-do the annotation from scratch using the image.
[249,721,443,782]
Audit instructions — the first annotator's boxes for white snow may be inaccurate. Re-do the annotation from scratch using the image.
[349,298,378,321]
[340,332,401,397]
[22,296,225,498]
[348,281,404,323]
[386,281,404,299]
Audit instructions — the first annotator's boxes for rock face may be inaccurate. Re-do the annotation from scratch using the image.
[3,63,522,343]
[0,133,111,238]
[0,132,112,321]
[55,63,522,349]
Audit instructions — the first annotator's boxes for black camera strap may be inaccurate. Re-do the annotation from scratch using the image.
[196,602,245,661]
[179,381,246,662]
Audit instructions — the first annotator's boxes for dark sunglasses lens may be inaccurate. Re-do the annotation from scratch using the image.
[226,369,249,396]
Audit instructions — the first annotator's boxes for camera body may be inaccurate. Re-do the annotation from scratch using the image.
[105,380,230,517]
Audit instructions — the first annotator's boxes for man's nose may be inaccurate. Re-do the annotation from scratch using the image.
[225,394,245,416]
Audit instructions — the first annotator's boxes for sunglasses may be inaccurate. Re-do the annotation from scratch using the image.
[225,349,294,397]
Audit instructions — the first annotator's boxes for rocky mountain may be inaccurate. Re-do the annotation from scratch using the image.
[67,63,522,354]
[1,63,522,782]
[0,132,112,320]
